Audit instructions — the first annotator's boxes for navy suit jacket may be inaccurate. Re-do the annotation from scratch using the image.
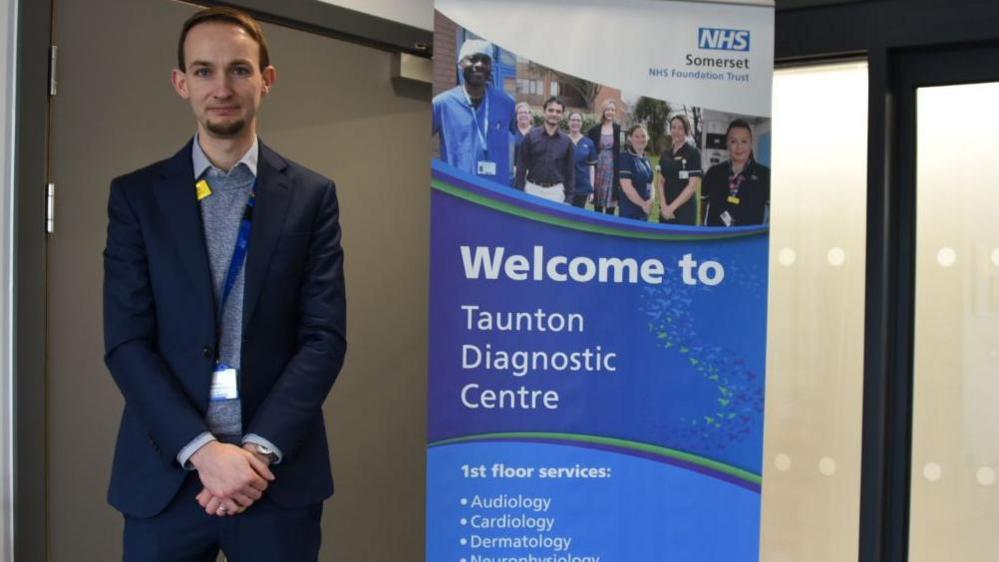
[103,139,347,518]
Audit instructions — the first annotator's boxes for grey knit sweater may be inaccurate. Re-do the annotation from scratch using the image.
[199,161,254,443]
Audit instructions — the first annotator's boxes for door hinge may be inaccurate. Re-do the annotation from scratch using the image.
[46,183,55,233]
[48,45,57,96]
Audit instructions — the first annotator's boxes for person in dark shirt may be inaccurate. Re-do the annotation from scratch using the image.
[702,118,771,226]
[515,96,575,204]
[617,123,655,221]
[656,114,702,225]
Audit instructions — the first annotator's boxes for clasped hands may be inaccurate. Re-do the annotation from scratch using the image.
[189,441,275,517]
[660,203,676,221]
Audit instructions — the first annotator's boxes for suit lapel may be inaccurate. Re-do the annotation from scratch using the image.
[151,141,217,320]
[243,142,292,329]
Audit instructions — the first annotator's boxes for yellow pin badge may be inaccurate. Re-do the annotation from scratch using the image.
[195,179,212,201]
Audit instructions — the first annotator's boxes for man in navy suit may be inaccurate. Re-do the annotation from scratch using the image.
[102,7,346,561]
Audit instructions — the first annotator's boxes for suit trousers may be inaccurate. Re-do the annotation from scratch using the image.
[123,473,322,562]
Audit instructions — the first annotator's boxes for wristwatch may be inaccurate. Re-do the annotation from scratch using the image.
[254,443,279,463]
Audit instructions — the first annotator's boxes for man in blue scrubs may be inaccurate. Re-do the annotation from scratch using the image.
[432,39,516,185]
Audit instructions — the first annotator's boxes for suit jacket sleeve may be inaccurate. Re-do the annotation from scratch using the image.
[103,177,209,466]
[245,180,347,461]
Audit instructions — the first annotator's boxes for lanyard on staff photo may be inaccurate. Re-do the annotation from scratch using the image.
[463,86,490,153]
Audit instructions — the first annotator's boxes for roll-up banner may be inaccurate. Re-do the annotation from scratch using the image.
[428,1,774,560]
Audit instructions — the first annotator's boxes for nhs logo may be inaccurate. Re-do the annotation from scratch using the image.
[698,28,751,51]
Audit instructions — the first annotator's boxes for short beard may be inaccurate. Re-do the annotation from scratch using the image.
[462,69,489,90]
[204,118,246,137]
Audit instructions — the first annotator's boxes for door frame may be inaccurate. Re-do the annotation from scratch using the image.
[13,0,51,558]
[886,42,999,562]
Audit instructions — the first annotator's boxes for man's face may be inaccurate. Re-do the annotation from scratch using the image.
[171,22,276,139]
[543,102,564,127]
[460,53,492,88]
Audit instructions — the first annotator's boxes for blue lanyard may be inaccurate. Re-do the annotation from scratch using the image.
[462,87,490,152]
[217,180,257,328]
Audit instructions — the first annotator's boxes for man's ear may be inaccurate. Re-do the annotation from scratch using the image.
[261,65,277,96]
[171,68,190,100]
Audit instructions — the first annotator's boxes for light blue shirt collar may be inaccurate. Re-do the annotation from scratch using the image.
[192,134,259,179]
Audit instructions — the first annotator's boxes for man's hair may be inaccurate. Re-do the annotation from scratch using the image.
[177,7,270,71]
[542,96,564,111]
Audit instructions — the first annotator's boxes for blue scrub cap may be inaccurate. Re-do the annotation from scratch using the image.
[458,39,494,63]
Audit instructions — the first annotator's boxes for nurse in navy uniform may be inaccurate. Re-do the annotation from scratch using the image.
[567,111,597,208]
[657,114,703,225]
[702,119,770,227]
[617,124,655,221]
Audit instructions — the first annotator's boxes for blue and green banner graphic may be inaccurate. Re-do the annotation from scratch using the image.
[429,2,774,560]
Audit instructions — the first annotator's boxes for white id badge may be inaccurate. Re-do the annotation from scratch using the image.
[720,210,734,227]
[477,161,497,176]
[678,170,690,180]
[210,364,239,401]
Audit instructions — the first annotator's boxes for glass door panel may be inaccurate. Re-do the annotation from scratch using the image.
[761,60,868,562]
[910,81,999,562]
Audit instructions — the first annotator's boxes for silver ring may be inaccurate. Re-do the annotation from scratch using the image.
[217,506,227,514]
